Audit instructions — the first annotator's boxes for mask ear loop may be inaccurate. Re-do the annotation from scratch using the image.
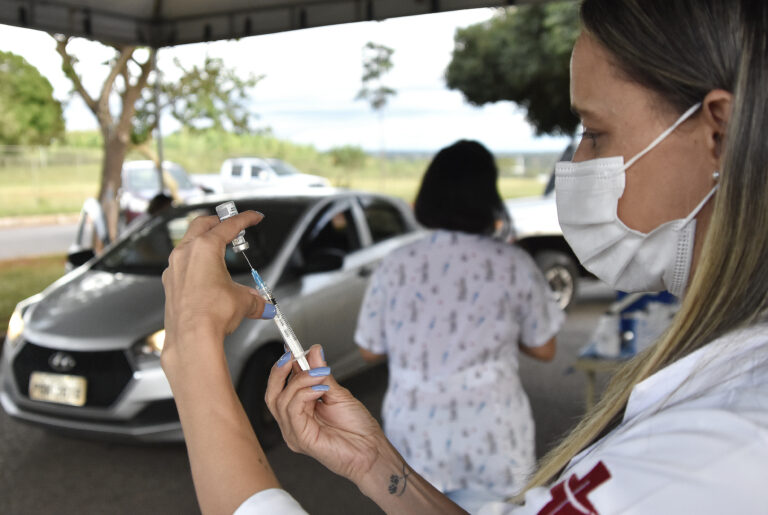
[623,103,702,170]
[681,185,719,226]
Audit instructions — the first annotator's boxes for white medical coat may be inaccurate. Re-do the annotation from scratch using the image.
[236,315,768,515]
[481,321,768,514]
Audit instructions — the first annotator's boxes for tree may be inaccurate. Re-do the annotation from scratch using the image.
[355,42,396,180]
[445,2,581,136]
[355,42,397,112]
[53,37,262,241]
[131,56,263,164]
[54,36,155,241]
[0,51,64,145]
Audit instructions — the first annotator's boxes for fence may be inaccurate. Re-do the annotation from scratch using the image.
[0,144,559,218]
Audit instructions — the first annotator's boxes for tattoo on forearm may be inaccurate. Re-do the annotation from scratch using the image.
[388,463,410,496]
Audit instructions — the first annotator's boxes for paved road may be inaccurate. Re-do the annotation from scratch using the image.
[0,284,613,515]
[0,223,78,260]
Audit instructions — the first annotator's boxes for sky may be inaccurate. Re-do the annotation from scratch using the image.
[0,9,571,154]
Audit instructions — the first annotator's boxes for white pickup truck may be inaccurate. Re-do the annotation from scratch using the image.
[192,157,330,194]
[505,143,588,310]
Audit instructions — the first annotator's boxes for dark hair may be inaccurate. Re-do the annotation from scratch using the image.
[414,140,504,234]
[147,193,173,216]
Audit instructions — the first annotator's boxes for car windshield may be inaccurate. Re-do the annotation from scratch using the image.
[93,199,307,275]
[125,164,194,191]
[266,159,300,176]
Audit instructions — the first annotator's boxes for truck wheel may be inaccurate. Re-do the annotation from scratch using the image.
[237,344,284,448]
[534,250,579,310]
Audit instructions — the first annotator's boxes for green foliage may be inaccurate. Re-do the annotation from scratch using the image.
[58,130,103,148]
[0,51,65,145]
[132,56,263,146]
[356,42,397,111]
[0,254,66,334]
[154,128,325,174]
[328,145,368,169]
[165,56,263,134]
[445,2,581,136]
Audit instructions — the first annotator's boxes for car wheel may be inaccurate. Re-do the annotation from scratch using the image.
[534,250,579,310]
[237,344,284,448]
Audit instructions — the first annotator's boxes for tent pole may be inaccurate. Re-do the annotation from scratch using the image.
[153,49,165,191]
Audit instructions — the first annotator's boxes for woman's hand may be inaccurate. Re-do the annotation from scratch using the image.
[267,348,467,514]
[161,210,269,363]
[266,345,389,483]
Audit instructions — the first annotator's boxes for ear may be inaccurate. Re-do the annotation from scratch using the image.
[700,89,733,168]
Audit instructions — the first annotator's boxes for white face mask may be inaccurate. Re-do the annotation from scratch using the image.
[555,103,718,297]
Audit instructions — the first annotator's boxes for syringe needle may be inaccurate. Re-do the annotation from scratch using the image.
[242,252,254,271]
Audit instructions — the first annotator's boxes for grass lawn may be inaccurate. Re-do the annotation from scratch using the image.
[0,163,100,217]
[0,254,66,334]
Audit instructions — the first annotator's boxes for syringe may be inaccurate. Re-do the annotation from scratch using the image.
[215,201,310,371]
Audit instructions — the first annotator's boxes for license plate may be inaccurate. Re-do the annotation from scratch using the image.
[29,372,87,407]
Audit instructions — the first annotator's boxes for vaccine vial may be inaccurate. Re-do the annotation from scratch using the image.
[215,201,250,253]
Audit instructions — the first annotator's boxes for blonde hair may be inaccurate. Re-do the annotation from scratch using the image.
[523,0,768,493]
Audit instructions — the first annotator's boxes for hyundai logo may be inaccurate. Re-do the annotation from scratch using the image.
[49,352,77,373]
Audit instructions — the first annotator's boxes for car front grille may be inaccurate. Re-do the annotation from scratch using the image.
[12,341,134,408]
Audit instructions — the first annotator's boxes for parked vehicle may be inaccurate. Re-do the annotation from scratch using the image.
[192,157,330,194]
[505,143,589,310]
[1,189,421,444]
[119,160,205,225]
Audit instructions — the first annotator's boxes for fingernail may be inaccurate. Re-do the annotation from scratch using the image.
[311,384,330,392]
[320,346,325,361]
[308,367,331,377]
[262,303,276,319]
[277,351,292,367]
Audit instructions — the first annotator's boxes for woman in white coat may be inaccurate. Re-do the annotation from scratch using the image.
[159,0,768,513]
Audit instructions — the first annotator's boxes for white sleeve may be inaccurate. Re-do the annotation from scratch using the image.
[517,252,565,348]
[354,261,389,354]
[233,488,308,515]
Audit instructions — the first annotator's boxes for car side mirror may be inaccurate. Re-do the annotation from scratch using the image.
[67,249,95,268]
[302,250,344,274]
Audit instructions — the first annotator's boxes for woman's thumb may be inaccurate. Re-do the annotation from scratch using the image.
[238,284,274,320]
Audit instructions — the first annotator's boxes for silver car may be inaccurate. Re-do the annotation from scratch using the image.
[1,189,421,443]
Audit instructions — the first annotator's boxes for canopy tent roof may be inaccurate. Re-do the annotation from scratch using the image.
[0,0,547,48]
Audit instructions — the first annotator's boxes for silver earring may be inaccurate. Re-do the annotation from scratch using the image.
[713,171,720,182]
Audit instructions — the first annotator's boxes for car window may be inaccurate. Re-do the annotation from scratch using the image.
[94,200,306,275]
[360,199,407,244]
[231,164,242,177]
[267,159,300,176]
[125,167,161,191]
[301,203,360,260]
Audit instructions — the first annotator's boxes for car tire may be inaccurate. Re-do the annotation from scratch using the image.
[534,250,579,311]
[237,344,284,448]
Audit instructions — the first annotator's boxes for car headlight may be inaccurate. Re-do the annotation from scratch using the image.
[136,329,166,356]
[6,307,24,349]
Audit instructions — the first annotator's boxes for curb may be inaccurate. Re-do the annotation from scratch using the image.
[0,214,80,229]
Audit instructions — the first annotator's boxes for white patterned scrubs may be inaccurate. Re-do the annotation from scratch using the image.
[355,230,565,499]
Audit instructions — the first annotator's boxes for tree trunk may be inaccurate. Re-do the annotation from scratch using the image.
[99,133,129,243]
[134,140,160,167]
